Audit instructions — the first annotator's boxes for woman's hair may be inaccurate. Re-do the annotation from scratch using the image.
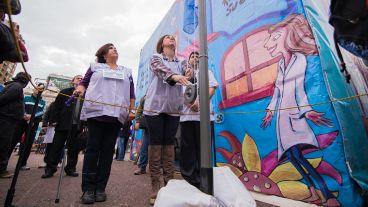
[268,14,318,56]
[156,35,173,54]
[95,43,114,63]
[188,51,199,60]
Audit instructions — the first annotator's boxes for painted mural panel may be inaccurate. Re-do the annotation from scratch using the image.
[135,0,366,206]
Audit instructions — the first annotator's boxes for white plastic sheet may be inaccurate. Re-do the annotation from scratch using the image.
[43,126,55,143]
[154,166,256,207]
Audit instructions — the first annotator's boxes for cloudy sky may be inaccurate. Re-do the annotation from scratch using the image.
[12,0,174,82]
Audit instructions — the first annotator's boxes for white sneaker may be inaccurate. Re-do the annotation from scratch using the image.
[38,162,47,168]
[20,166,30,171]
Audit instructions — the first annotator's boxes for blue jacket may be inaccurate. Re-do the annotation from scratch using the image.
[24,95,46,122]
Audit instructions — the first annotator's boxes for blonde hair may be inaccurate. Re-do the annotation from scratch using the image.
[269,14,318,56]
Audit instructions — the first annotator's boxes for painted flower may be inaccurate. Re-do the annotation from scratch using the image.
[216,131,341,204]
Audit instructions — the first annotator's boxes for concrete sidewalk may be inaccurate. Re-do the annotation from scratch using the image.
[0,152,276,207]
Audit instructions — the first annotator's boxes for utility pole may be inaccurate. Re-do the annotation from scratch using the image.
[198,0,213,195]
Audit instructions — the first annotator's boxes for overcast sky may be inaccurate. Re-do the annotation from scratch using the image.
[12,0,174,82]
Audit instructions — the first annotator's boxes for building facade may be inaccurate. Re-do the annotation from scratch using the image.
[0,61,17,84]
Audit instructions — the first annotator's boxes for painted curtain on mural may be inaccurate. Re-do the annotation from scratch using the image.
[134,0,368,206]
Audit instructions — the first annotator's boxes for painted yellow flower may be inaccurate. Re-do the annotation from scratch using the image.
[216,131,341,204]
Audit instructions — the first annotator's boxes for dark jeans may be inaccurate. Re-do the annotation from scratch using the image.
[43,143,62,164]
[8,119,40,167]
[180,121,201,186]
[0,118,17,172]
[145,114,179,146]
[180,121,214,187]
[285,145,334,200]
[117,135,129,160]
[46,125,79,173]
[137,129,149,169]
[82,119,121,192]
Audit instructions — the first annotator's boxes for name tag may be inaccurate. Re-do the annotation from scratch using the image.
[103,70,125,80]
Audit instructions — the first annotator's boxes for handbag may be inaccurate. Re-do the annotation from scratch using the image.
[0,22,24,63]
[76,127,88,151]
[0,0,22,15]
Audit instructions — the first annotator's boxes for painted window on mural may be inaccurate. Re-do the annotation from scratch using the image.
[220,26,281,109]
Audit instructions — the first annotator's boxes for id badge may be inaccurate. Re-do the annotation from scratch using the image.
[103,70,125,80]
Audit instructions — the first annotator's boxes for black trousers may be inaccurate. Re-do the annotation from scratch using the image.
[43,143,53,163]
[8,119,40,166]
[46,125,79,173]
[145,114,179,145]
[82,119,121,192]
[180,121,214,187]
[0,118,17,172]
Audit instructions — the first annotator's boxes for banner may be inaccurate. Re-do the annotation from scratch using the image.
[135,0,367,205]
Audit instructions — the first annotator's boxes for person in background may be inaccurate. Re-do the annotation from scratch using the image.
[133,95,149,175]
[7,83,45,171]
[116,121,132,161]
[38,101,57,168]
[41,75,83,178]
[0,19,28,63]
[179,51,218,188]
[144,35,192,205]
[0,72,30,178]
[74,43,135,204]
[12,22,28,62]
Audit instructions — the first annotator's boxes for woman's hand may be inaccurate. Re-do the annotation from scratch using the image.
[128,112,135,121]
[261,110,273,128]
[171,74,190,86]
[184,69,193,81]
[74,85,86,96]
[190,100,199,112]
[305,111,332,127]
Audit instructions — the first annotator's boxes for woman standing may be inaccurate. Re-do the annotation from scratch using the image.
[75,43,135,204]
[144,35,191,205]
[180,51,218,188]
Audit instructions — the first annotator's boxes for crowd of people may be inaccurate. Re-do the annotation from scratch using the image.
[0,35,217,206]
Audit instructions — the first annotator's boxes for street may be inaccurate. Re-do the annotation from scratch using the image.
[0,152,276,207]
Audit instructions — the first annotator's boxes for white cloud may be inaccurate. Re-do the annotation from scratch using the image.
[12,0,174,84]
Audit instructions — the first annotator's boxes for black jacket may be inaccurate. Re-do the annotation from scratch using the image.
[0,81,25,121]
[54,87,83,131]
[0,22,26,63]
[330,0,368,46]
[42,102,57,127]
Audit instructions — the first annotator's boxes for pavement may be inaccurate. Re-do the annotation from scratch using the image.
[0,152,276,207]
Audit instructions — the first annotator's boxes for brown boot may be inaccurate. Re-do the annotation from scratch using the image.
[162,145,175,186]
[149,145,162,205]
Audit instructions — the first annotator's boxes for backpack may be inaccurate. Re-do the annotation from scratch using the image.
[330,0,368,49]
[329,0,368,82]
[0,22,24,63]
[0,0,21,15]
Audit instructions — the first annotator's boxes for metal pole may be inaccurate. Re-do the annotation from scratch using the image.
[55,147,67,203]
[198,0,213,195]
[55,94,78,203]
[4,89,43,207]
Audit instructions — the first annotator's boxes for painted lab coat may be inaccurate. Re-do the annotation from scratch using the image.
[267,52,319,160]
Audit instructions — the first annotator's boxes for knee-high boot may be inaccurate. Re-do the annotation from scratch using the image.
[149,145,162,205]
[162,145,175,185]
